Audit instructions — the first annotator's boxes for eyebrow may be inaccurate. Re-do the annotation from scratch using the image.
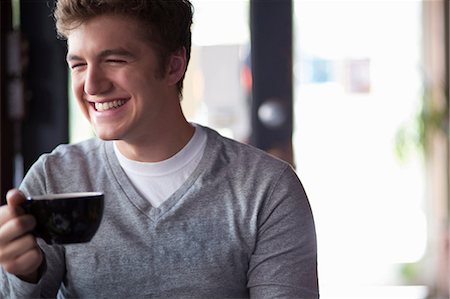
[66,48,137,62]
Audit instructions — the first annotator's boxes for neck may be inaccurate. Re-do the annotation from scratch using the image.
[115,109,195,163]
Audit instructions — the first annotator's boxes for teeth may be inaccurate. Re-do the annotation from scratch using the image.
[94,100,126,112]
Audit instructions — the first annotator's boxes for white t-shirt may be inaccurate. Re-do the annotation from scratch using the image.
[113,125,207,207]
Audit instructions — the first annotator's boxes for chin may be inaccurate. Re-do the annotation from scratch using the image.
[94,131,121,141]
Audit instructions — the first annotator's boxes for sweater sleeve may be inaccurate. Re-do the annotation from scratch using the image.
[0,270,43,299]
[247,166,319,298]
[0,156,66,298]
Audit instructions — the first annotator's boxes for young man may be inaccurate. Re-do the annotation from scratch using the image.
[0,0,319,297]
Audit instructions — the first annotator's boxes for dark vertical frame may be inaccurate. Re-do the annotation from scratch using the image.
[0,0,69,205]
[250,0,293,164]
[20,0,68,173]
[0,1,14,204]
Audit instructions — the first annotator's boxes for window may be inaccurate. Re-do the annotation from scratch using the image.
[293,1,428,297]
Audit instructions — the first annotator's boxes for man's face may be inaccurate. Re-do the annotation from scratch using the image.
[66,15,177,143]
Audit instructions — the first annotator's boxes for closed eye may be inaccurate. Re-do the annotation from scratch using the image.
[70,63,87,69]
[106,59,127,64]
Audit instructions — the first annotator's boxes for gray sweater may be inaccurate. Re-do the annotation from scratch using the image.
[0,126,318,298]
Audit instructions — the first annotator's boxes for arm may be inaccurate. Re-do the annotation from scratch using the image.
[247,166,319,298]
[1,156,66,298]
[0,189,44,298]
[1,240,64,299]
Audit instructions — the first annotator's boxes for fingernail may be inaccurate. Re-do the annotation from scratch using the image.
[6,189,15,199]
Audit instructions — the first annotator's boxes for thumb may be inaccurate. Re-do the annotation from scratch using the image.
[6,189,27,207]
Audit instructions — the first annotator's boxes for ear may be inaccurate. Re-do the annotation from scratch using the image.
[166,47,187,86]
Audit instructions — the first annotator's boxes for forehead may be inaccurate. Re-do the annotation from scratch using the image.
[66,14,150,51]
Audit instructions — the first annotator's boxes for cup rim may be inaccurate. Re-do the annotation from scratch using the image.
[28,192,103,200]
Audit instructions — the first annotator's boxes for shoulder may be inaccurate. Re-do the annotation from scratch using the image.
[20,138,111,195]
[199,125,299,192]
[202,125,292,173]
[37,138,105,164]
[26,138,110,178]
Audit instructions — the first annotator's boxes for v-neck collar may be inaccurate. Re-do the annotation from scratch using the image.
[102,126,219,222]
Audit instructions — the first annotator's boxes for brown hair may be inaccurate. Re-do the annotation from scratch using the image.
[54,0,193,96]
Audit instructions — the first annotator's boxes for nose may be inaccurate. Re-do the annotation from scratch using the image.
[84,66,112,95]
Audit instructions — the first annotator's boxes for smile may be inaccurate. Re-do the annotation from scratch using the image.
[94,99,127,112]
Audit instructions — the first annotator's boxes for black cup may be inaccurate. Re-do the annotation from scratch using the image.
[21,192,104,245]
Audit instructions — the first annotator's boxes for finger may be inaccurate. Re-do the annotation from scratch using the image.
[0,205,18,227]
[2,247,43,276]
[0,204,28,228]
[6,189,27,207]
[2,189,27,222]
[0,234,37,263]
[0,215,36,246]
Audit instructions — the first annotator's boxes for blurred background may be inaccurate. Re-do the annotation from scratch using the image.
[1,0,449,298]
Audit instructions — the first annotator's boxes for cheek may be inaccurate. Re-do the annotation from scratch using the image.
[71,75,84,98]
[71,78,91,120]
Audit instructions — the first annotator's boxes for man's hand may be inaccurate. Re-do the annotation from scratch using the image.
[0,189,43,283]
